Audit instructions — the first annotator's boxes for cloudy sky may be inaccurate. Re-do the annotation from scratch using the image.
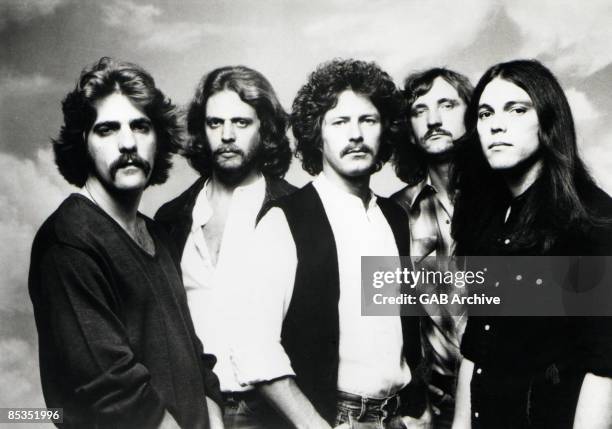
[2,0,612,417]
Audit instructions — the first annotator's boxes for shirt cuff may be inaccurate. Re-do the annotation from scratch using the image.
[231,343,296,386]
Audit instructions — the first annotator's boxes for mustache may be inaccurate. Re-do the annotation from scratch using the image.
[109,153,152,179]
[424,127,452,140]
[340,144,374,157]
[214,145,244,156]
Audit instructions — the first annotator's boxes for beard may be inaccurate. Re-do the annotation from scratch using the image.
[211,143,262,181]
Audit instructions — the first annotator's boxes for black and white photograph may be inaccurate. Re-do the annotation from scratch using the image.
[2,0,612,427]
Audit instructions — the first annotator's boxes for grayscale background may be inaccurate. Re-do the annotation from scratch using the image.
[2,0,612,423]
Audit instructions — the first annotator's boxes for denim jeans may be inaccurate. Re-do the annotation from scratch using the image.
[334,391,405,429]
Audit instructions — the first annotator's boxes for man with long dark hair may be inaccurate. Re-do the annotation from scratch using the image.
[451,59,612,428]
[392,68,473,428]
[155,66,295,428]
[233,59,427,428]
[29,57,223,428]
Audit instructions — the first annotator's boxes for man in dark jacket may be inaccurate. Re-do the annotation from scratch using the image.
[29,57,223,429]
[155,66,295,429]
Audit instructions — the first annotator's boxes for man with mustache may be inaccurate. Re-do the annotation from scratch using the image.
[391,69,473,429]
[233,59,427,428]
[28,57,223,428]
[393,68,472,259]
[155,66,295,428]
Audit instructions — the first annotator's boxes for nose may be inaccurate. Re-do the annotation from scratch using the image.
[489,114,506,135]
[348,120,363,143]
[118,129,137,152]
[221,121,235,143]
[427,109,442,129]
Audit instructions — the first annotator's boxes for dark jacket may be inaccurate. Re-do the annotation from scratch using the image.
[155,175,296,267]
[460,182,612,429]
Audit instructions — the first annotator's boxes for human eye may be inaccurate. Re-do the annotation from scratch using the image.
[331,118,347,126]
[92,123,115,137]
[234,118,253,128]
[440,101,456,110]
[411,108,426,117]
[361,116,380,125]
[206,118,223,129]
[132,120,152,134]
[478,109,492,120]
[510,105,528,115]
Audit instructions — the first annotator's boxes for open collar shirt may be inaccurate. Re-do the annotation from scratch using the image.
[394,173,454,258]
[181,174,266,392]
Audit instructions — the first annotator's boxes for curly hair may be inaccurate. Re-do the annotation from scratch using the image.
[186,66,291,179]
[52,57,180,187]
[291,58,403,176]
[394,68,473,186]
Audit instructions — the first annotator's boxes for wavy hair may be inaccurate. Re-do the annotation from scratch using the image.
[52,57,179,187]
[452,59,600,254]
[291,58,403,176]
[394,68,473,185]
[185,66,291,179]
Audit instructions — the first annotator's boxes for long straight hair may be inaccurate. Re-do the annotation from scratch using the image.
[452,59,598,254]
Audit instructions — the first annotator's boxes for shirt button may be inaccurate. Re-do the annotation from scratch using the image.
[476,368,483,375]
[536,278,543,285]
[445,219,450,224]
[516,274,522,281]
[474,411,480,418]
[504,238,511,245]
[484,324,490,331]
[494,281,500,287]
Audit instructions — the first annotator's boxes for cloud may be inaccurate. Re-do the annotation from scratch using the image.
[0,0,68,30]
[502,0,612,77]
[297,0,496,75]
[0,69,59,99]
[99,0,254,52]
[0,337,43,407]
[139,22,210,52]
[0,149,70,313]
[101,0,160,31]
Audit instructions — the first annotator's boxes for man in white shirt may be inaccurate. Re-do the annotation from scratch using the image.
[155,66,295,428]
[233,59,427,428]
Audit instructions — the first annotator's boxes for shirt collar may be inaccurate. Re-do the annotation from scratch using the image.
[403,174,437,210]
[313,173,378,211]
[191,174,265,230]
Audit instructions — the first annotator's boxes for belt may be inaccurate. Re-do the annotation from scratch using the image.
[336,390,401,417]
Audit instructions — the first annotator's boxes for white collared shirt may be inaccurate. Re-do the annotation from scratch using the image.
[181,175,266,392]
[234,174,412,398]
